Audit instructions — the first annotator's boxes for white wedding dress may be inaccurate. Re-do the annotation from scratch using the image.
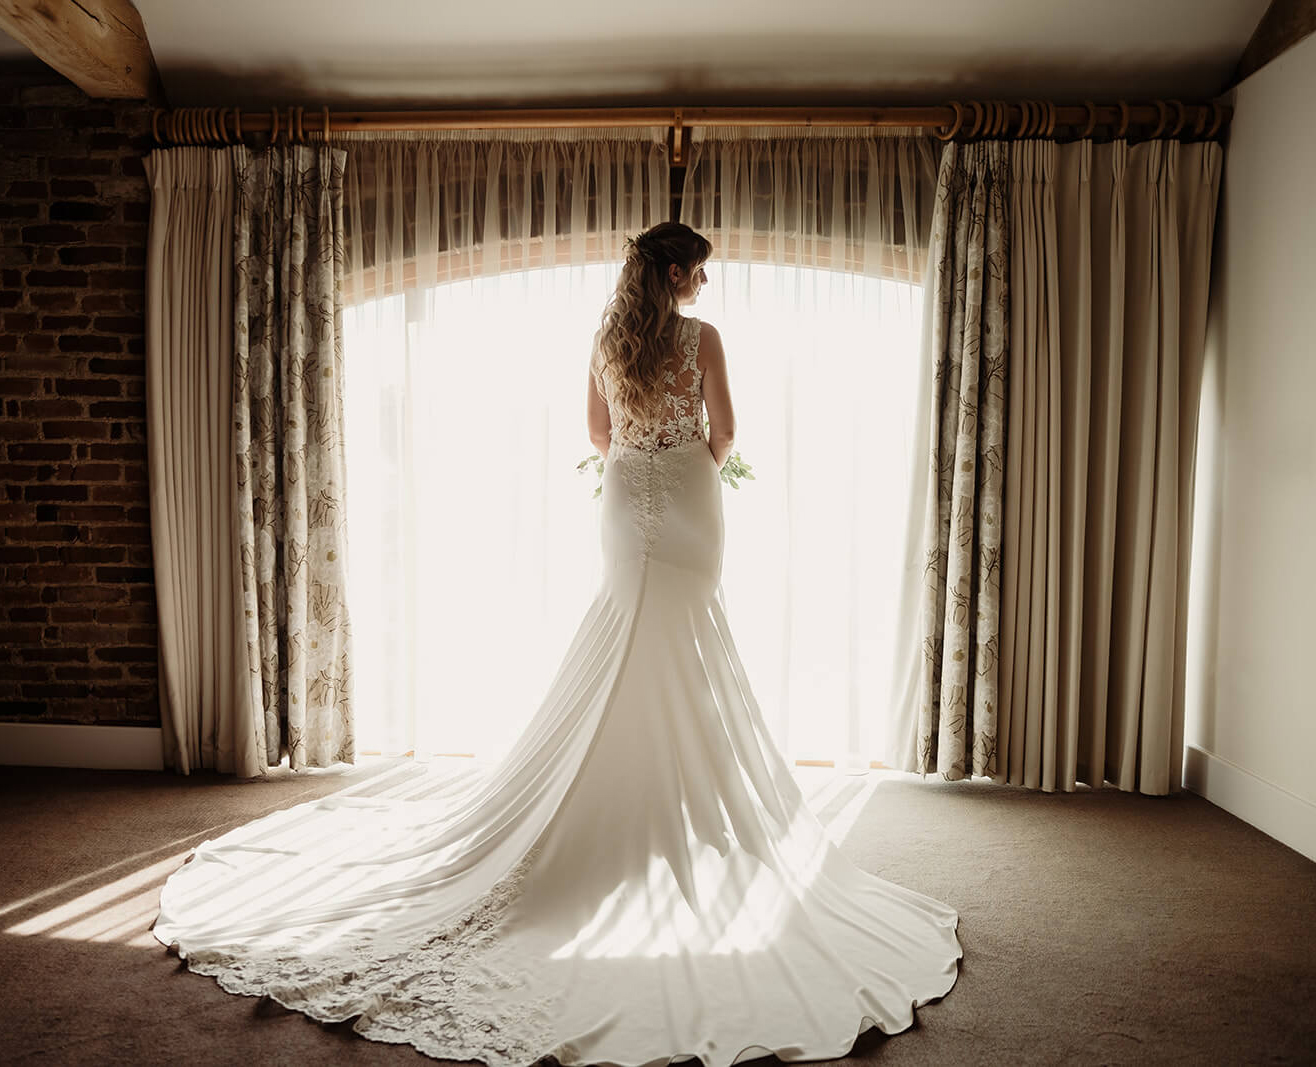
[154,314,962,1066]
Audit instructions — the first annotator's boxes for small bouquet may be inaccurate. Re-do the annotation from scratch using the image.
[576,417,755,498]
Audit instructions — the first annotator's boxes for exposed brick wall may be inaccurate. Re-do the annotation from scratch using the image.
[1,70,158,727]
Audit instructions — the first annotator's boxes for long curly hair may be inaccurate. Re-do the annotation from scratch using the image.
[596,221,712,429]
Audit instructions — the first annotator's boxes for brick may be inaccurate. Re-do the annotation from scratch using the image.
[60,545,124,563]
[40,314,91,330]
[26,269,89,287]
[49,179,96,197]
[24,483,91,501]
[79,294,123,312]
[0,547,38,563]
[87,443,144,462]
[19,398,83,418]
[59,246,122,266]
[19,647,89,663]
[48,158,115,177]
[21,224,85,243]
[42,421,111,440]
[88,359,141,376]
[0,377,40,395]
[6,180,46,197]
[55,378,120,396]
[55,666,123,681]
[88,524,150,545]
[28,292,78,310]
[50,201,115,222]
[86,401,141,420]
[48,606,95,623]
[60,462,120,480]
[0,203,40,220]
[0,419,40,439]
[98,604,155,625]
[57,334,122,353]
[87,268,143,288]
[58,585,124,603]
[94,647,154,665]
[95,566,152,583]
[6,443,70,461]
[90,315,141,333]
[9,606,47,621]
[21,682,92,698]
[10,338,58,356]
[4,311,37,330]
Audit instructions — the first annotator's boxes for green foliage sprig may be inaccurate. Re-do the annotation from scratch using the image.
[577,417,755,498]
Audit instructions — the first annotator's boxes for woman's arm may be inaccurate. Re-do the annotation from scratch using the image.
[698,322,736,469]
[586,333,611,460]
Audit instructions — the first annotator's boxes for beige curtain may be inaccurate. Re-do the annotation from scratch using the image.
[999,138,1222,795]
[891,136,1223,795]
[233,145,355,771]
[144,146,261,776]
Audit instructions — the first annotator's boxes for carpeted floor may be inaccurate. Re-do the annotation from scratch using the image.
[1,758,1312,1066]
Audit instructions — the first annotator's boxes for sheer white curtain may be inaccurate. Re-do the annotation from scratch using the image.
[340,129,668,758]
[681,127,940,769]
[339,125,940,769]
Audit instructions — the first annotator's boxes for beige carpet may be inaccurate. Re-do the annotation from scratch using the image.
[1,758,1312,1066]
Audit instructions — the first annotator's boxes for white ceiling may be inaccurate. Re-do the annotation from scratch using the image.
[2,0,1271,108]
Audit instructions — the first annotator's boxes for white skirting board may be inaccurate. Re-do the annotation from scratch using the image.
[1183,744,1316,864]
[0,722,164,771]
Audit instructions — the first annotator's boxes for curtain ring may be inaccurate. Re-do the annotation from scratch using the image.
[1150,100,1170,139]
[295,105,305,144]
[1079,100,1097,139]
[935,101,964,141]
[270,107,280,145]
[1115,101,1131,139]
[216,107,229,145]
[187,108,198,144]
[164,109,176,143]
[1206,101,1224,138]
[965,100,984,139]
[322,105,330,142]
[1045,101,1056,138]
[234,109,242,140]
[1191,104,1208,139]
[151,107,163,144]
[206,107,218,144]
[1168,99,1186,138]
[993,100,1007,137]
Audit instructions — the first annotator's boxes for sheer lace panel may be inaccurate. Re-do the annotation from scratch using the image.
[593,316,704,454]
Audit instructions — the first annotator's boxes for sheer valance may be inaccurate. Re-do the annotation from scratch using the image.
[336,127,671,302]
[680,126,940,284]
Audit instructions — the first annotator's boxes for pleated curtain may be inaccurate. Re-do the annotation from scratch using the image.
[144,146,257,775]
[891,135,1223,794]
[232,145,355,771]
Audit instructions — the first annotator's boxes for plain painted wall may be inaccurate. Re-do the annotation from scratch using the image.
[1186,31,1316,807]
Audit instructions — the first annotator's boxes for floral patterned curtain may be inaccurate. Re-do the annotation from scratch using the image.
[914,142,1010,780]
[233,145,354,770]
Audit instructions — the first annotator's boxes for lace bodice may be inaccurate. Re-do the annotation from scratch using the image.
[592,316,704,454]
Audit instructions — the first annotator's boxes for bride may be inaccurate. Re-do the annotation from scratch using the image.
[153,221,963,1067]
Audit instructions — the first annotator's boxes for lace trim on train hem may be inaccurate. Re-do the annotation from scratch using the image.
[174,849,564,1067]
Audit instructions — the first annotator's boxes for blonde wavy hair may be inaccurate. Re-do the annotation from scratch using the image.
[596,221,712,429]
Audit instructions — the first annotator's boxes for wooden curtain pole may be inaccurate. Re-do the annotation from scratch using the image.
[150,99,1232,150]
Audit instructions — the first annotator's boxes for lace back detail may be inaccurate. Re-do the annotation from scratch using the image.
[597,317,705,562]
[601,315,705,454]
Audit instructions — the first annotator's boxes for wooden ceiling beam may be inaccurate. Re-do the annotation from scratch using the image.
[0,0,160,99]
[1231,0,1316,87]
